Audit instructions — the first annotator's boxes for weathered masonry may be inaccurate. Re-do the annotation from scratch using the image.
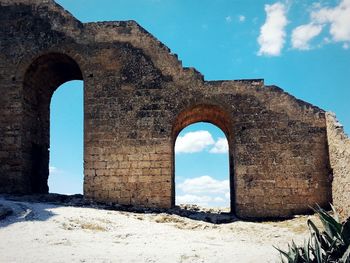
[0,0,349,219]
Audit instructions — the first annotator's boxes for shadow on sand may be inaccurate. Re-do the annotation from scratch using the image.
[0,193,238,225]
[0,198,59,228]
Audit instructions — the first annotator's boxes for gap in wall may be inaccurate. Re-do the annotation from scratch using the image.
[175,122,230,210]
[48,80,84,195]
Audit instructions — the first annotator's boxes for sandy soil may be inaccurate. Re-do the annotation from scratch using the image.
[0,195,315,263]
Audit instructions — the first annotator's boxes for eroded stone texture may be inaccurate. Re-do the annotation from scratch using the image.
[326,113,350,221]
[0,0,337,219]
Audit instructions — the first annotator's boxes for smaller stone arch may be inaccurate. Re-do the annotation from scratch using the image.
[22,52,84,193]
[171,104,235,213]
[172,104,233,140]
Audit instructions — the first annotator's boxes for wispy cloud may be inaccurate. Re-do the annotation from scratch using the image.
[291,23,323,50]
[176,175,230,207]
[258,2,288,56]
[238,15,246,23]
[225,16,232,23]
[226,15,245,24]
[178,175,229,194]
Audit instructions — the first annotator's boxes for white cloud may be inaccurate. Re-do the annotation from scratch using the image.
[213,196,225,202]
[311,0,350,42]
[291,23,323,50]
[289,0,350,51]
[175,130,229,154]
[225,16,232,23]
[177,175,229,194]
[258,2,288,56]
[239,15,246,22]
[209,137,228,154]
[176,176,230,207]
[175,130,214,154]
[176,193,228,207]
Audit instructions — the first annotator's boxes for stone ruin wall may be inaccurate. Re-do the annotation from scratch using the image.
[326,113,350,221]
[0,0,347,219]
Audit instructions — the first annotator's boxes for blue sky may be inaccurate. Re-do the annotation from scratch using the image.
[49,0,350,207]
[49,81,84,195]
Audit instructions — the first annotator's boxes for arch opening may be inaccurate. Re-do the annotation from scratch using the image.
[175,122,230,210]
[23,53,84,194]
[48,80,83,195]
[172,105,235,213]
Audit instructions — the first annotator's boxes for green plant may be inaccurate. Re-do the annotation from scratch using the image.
[275,205,350,263]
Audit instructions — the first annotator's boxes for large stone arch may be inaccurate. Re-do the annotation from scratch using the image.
[22,52,84,193]
[172,104,235,211]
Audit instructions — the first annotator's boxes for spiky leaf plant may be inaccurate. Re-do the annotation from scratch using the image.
[275,205,350,263]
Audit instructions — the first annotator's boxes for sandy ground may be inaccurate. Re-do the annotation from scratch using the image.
[0,196,315,263]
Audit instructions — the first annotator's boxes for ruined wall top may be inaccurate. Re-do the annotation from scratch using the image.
[0,0,326,122]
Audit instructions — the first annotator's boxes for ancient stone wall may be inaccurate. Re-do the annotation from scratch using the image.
[0,0,335,219]
[326,113,350,221]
